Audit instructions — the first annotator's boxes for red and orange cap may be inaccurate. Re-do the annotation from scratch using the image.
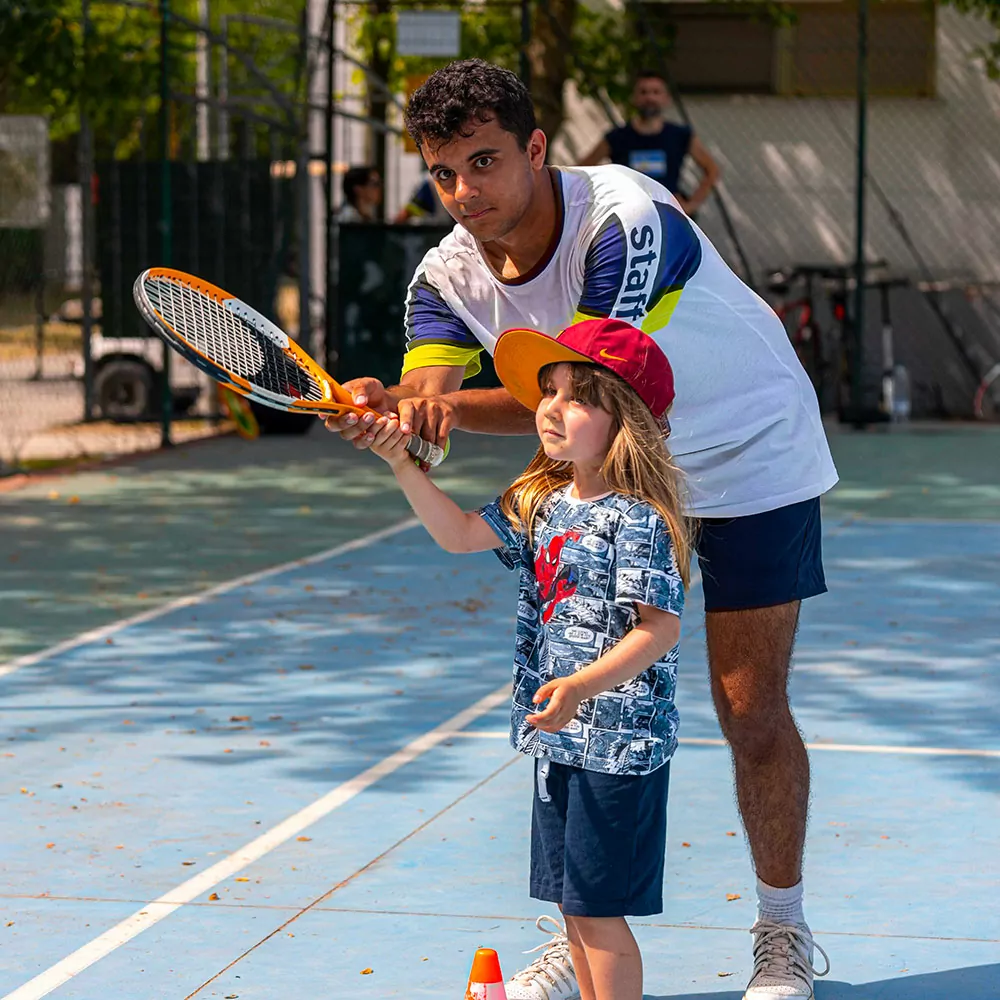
[493,318,675,419]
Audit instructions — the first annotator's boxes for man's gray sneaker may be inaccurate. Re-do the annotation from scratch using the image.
[744,919,830,1000]
[504,915,580,1000]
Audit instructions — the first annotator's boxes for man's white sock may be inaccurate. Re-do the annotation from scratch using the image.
[756,877,805,926]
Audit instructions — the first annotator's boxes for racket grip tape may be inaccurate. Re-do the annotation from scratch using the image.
[404,434,446,467]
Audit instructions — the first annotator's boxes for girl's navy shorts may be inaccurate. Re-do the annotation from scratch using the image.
[529,757,670,918]
[695,496,827,613]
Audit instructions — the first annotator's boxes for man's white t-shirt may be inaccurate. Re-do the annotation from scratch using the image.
[401,164,838,518]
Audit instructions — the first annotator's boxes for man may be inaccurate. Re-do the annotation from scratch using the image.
[339,165,383,223]
[327,59,835,1000]
[580,70,720,217]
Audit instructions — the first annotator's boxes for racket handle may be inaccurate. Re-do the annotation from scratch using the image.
[404,434,445,467]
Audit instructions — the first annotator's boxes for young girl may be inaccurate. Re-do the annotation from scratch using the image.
[369,317,691,1000]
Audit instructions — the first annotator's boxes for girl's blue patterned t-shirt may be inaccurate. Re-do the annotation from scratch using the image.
[480,487,684,776]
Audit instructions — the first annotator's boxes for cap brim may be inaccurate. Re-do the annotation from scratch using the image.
[493,328,593,414]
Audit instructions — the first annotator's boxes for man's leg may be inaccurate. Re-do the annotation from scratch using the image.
[706,602,808,887]
[696,498,830,999]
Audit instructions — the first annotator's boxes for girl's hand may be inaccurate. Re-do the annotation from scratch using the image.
[526,676,585,733]
[369,415,410,469]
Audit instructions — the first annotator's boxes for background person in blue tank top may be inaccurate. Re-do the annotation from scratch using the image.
[581,70,721,217]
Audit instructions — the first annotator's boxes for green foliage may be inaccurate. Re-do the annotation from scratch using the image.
[943,0,1000,77]
[0,0,308,157]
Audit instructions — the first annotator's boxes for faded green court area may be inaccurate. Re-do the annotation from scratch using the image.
[1,422,997,663]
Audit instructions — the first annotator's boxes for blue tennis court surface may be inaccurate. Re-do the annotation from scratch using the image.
[2,441,998,997]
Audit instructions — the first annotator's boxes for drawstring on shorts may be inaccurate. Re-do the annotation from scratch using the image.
[536,755,551,803]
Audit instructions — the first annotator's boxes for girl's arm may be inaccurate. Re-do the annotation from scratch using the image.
[368,415,502,554]
[527,605,680,732]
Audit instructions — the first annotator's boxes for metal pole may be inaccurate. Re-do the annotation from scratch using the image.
[160,0,173,446]
[851,0,869,428]
[79,0,95,421]
[196,0,211,161]
[520,0,532,89]
[324,0,339,375]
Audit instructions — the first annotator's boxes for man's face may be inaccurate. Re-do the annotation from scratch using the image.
[632,76,670,119]
[421,118,546,243]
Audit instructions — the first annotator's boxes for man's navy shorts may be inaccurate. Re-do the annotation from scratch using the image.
[530,757,669,918]
[695,497,827,613]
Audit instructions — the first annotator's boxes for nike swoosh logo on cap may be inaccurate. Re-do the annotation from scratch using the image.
[599,348,628,362]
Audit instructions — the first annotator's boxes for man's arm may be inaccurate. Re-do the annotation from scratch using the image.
[395,366,535,442]
[579,136,612,167]
[681,135,721,214]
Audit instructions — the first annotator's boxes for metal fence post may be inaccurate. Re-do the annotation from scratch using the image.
[79,0,95,421]
[851,0,870,428]
[160,0,174,446]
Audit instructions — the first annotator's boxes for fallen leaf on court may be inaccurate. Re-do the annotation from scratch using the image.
[45,843,55,849]
[52,783,63,788]
[297,664,315,671]
[421,957,428,962]
[68,496,80,504]
[304,585,315,592]
[880,835,889,839]
[19,788,28,794]
[5,921,13,927]
[231,715,250,722]
[235,877,249,882]
[48,491,59,499]
[208,893,219,901]
[137,592,149,599]
[106,638,114,645]
[182,861,196,866]
[717,971,733,978]
[726,831,736,837]
[259,740,271,747]
[269,715,283,721]
[224,749,233,754]
[726,894,741,901]
[122,720,133,725]
[296,836,311,842]
[360,968,374,975]
[225,994,238,998]
[115,845,124,850]
[682,842,691,847]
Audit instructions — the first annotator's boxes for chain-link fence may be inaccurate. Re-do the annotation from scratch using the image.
[2,1,999,474]
[560,2,1000,420]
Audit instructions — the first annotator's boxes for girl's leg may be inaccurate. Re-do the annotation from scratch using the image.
[564,914,642,1000]
[561,906,596,1000]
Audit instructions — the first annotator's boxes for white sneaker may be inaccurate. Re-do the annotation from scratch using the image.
[743,919,830,999]
[505,915,580,1000]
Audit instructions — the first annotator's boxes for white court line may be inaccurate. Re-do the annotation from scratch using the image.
[450,732,1000,758]
[1,683,511,1000]
[0,517,420,679]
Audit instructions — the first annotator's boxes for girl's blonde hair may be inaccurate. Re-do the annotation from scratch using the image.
[499,362,693,586]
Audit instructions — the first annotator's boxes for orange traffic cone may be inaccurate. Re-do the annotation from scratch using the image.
[465,947,508,1000]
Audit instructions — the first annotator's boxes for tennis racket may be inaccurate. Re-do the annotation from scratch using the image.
[133,267,445,466]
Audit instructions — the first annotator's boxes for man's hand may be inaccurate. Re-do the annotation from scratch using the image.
[527,676,585,733]
[322,377,394,448]
[396,394,457,448]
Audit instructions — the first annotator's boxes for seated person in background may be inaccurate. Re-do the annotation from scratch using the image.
[580,70,721,218]
[339,165,382,222]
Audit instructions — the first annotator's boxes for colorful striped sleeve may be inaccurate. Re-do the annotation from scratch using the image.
[574,198,702,336]
[401,269,483,379]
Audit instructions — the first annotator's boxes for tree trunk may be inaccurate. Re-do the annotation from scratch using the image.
[528,0,577,143]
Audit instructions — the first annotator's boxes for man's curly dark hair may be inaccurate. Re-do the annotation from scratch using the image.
[404,59,537,151]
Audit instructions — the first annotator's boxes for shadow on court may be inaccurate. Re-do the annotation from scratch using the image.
[649,962,1000,999]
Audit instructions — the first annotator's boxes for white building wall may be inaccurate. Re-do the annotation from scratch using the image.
[557,7,1000,283]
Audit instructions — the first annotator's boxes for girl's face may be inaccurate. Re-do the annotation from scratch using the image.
[535,363,615,465]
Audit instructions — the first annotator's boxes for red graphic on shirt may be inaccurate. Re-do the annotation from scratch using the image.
[535,530,581,623]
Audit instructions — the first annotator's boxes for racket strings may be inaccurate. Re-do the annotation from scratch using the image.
[146,277,325,401]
